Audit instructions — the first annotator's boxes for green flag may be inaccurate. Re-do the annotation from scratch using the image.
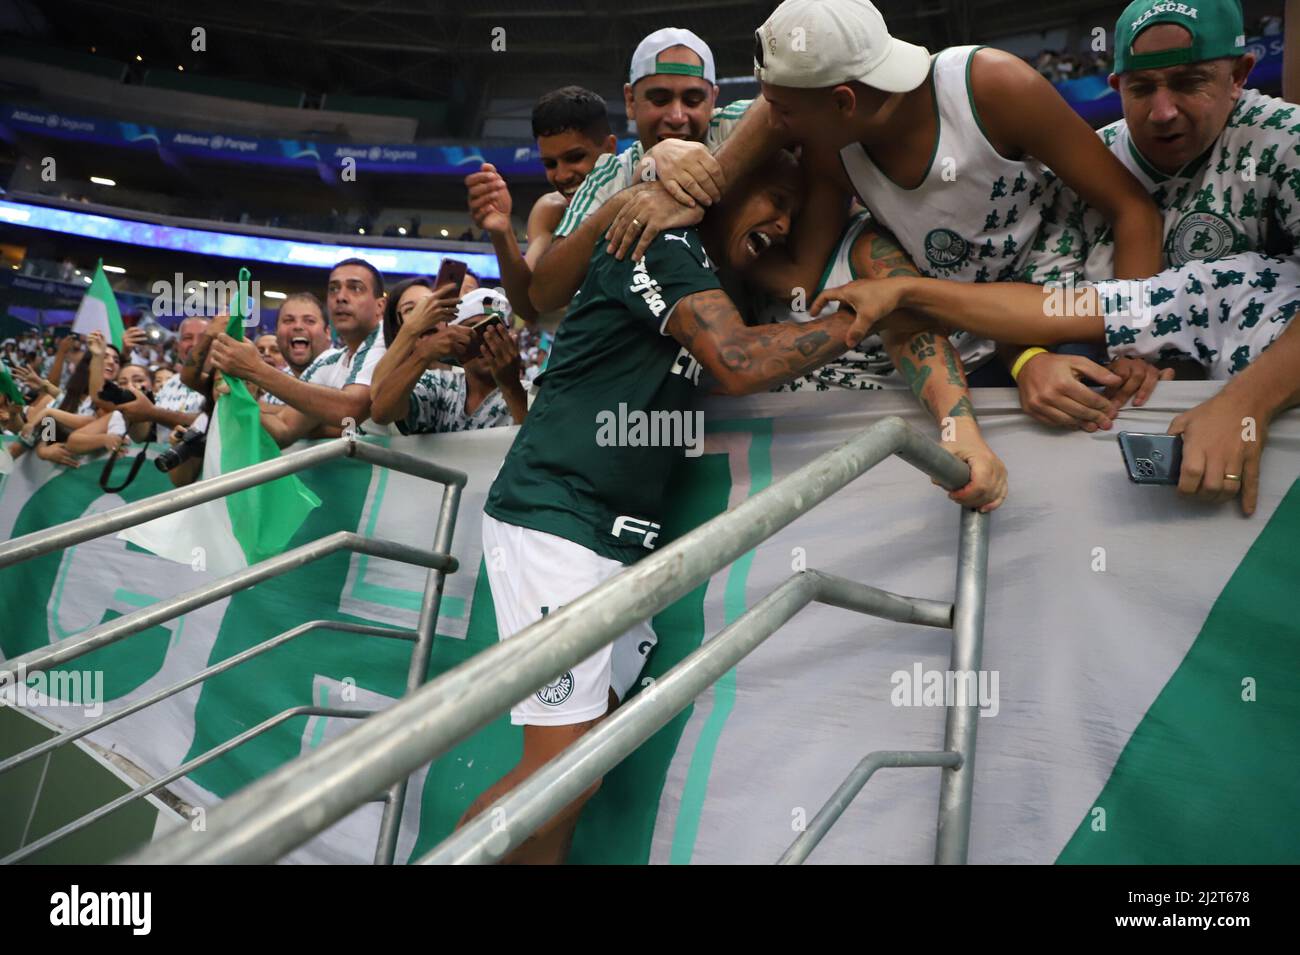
[71,259,125,351]
[0,361,25,407]
[120,268,320,573]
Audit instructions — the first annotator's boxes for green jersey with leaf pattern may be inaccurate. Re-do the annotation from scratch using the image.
[1032,88,1300,282]
[1095,252,1299,379]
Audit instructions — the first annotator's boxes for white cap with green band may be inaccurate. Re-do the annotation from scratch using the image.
[453,288,513,326]
[629,27,717,86]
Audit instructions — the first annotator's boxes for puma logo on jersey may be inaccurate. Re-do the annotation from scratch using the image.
[665,231,713,269]
[611,515,661,549]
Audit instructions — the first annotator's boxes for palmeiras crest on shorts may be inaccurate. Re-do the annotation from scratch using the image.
[536,670,575,706]
[1169,211,1238,266]
[923,228,971,273]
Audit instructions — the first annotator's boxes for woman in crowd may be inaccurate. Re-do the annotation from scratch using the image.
[371,277,528,433]
[63,362,158,457]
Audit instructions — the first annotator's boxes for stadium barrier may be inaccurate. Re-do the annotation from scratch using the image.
[0,436,465,865]
[104,416,990,865]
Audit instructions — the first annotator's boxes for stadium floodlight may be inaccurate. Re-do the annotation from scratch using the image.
[0,200,498,277]
[397,227,407,235]
[89,177,117,187]
[264,290,287,299]
[102,264,126,274]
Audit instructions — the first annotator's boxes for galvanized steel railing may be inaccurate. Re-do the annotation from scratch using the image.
[0,435,465,865]
[118,416,990,865]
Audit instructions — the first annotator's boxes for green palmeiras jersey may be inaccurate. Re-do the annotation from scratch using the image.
[485,228,720,564]
[1029,88,1300,282]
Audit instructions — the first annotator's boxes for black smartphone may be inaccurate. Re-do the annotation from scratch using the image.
[98,381,135,405]
[1117,432,1183,485]
[99,381,153,405]
[434,257,468,291]
[462,314,505,361]
[471,313,505,335]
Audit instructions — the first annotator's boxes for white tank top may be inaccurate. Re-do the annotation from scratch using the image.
[839,45,1059,368]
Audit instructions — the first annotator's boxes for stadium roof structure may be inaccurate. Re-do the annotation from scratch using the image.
[26,0,1142,104]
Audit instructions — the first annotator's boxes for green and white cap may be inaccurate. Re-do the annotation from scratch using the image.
[754,0,930,92]
[453,287,513,325]
[1114,0,1247,74]
[629,28,716,86]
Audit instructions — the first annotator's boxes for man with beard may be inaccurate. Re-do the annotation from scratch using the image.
[209,259,386,445]
[261,292,331,408]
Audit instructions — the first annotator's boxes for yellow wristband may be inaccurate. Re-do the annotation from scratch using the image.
[1010,347,1048,382]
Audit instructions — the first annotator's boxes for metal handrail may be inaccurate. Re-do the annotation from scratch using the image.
[2,705,375,865]
[125,416,984,865]
[374,472,461,865]
[0,621,414,778]
[0,532,454,681]
[417,570,957,864]
[777,751,963,865]
[0,436,466,572]
[0,436,467,865]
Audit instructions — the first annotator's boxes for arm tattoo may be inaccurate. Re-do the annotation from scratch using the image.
[898,357,936,418]
[947,396,975,419]
[861,229,923,280]
[941,340,966,387]
[908,331,937,360]
[795,329,830,357]
[670,289,849,390]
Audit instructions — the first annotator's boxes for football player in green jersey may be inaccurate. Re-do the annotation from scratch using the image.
[459,152,1006,863]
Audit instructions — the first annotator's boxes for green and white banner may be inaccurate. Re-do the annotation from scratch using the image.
[1,383,1297,863]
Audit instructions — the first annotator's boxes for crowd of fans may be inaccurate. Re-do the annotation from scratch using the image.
[1,264,550,481]
[1,0,1297,866]
[1029,13,1282,86]
[1031,49,1114,84]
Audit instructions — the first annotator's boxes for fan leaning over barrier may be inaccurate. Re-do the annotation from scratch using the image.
[459,146,1006,864]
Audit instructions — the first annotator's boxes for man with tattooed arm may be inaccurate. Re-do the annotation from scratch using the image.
[460,150,1006,865]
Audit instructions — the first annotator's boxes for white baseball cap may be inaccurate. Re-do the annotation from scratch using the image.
[754,0,930,92]
[452,287,512,325]
[629,27,717,86]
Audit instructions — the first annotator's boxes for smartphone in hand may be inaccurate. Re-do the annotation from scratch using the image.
[434,258,468,292]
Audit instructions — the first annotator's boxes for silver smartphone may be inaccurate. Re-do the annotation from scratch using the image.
[1117,432,1183,485]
